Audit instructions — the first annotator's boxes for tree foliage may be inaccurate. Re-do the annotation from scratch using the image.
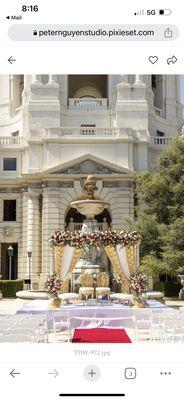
[139,252,167,276]
[135,137,184,274]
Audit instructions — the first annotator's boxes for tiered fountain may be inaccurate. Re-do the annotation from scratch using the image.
[70,175,110,289]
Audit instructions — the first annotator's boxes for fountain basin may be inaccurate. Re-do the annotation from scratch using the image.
[70,199,109,217]
[16,290,49,300]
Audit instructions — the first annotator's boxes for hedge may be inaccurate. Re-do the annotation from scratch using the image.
[0,280,23,298]
[153,281,182,297]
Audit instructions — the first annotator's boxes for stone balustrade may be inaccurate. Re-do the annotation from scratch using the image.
[0,136,23,145]
[153,137,172,146]
[68,98,108,108]
[59,127,118,136]
[65,222,105,231]
[154,106,165,117]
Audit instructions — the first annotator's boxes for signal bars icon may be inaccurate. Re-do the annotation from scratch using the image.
[134,9,145,16]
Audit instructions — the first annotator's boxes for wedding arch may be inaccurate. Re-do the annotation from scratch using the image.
[49,230,140,293]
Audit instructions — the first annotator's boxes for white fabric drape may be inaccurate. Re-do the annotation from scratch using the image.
[60,245,75,280]
[116,245,130,280]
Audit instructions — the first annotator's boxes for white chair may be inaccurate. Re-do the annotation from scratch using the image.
[0,328,10,335]
[150,310,179,341]
[158,316,183,342]
[70,316,135,331]
[0,334,33,343]
[133,309,152,342]
[0,322,14,329]
[179,307,184,317]
[173,327,184,343]
[51,310,71,342]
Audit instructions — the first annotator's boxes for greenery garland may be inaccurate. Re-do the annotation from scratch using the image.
[49,230,140,249]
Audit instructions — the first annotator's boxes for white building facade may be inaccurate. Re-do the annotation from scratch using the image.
[0,74,183,285]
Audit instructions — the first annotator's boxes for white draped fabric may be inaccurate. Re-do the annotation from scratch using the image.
[116,245,131,280]
[60,245,75,280]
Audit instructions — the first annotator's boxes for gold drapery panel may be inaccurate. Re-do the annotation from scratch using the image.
[105,245,130,293]
[55,246,64,276]
[125,245,137,276]
[55,246,83,293]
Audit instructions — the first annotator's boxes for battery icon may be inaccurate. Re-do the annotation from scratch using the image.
[159,9,172,16]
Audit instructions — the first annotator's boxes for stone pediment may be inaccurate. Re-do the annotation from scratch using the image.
[44,154,133,176]
[54,159,122,175]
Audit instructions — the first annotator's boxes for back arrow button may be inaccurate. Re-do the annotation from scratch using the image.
[10,369,21,378]
[8,56,16,64]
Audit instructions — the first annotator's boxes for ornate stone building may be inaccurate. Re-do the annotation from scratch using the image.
[0,74,183,285]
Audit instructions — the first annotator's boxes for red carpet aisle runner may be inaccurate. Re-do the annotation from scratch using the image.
[72,328,132,343]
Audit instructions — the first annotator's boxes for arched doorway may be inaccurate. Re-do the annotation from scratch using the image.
[65,207,111,232]
[68,75,108,99]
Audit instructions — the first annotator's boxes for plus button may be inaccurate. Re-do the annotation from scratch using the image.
[88,369,96,379]
[84,365,101,382]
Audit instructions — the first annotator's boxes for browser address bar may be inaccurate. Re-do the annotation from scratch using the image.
[8,24,179,41]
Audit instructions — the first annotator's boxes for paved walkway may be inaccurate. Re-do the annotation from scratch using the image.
[0,298,28,315]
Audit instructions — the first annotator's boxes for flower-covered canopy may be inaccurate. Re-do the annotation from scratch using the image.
[49,230,139,249]
[49,230,140,294]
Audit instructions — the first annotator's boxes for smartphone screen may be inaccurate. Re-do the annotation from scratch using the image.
[0,1,183,399]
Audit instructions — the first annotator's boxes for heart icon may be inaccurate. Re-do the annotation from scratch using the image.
[148,56,159,64]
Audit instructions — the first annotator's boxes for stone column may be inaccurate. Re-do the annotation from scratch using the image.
[121,75,129,83]
[0,75,11,118]
[10,74,19,116]
[165,75,177,119]
[41,188,61,279]
[48,74,57,85]
[135,74,143,84]
[137,132,149,171]
[27,191,41,287]
[32,75,42,84]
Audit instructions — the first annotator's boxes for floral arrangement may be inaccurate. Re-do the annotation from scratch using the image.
[130,273,148,295]
[45,273,62,296]
[49,230,139,249]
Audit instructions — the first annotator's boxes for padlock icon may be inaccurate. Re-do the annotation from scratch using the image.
[33,30,37,36]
